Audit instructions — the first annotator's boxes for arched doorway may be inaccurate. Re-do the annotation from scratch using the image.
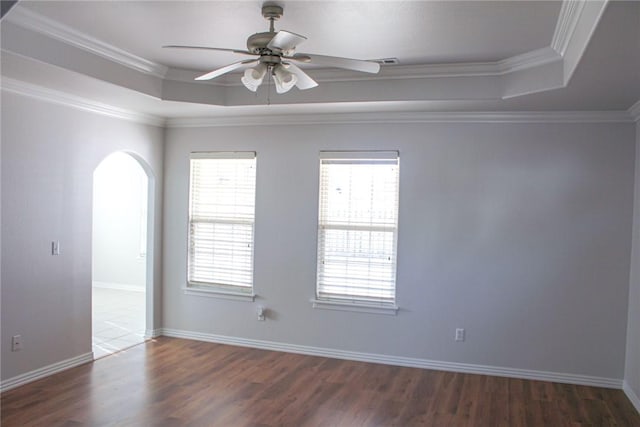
[91,152,150,358]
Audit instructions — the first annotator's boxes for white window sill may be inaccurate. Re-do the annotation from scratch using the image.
[310,298,398,316]
[183,286,256,302]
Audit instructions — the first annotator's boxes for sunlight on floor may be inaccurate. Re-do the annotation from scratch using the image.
[92,287,145,359]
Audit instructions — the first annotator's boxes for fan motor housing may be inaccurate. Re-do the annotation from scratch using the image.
[246,4,284,54]
[262,5,283,20]
[246,32,277,53]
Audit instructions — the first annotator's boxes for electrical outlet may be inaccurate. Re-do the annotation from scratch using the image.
[455,328,465,342]
[52,240,60,255]
[12,335,23,351]
[256,306,265,321]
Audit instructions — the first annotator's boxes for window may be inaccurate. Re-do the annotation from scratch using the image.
[315,151,400,312]
[187,152,257,296]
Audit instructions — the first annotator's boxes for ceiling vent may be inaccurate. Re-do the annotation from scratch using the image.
[373,58,400,65]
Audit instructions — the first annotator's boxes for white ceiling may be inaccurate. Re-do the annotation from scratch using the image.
[1,0,639,119]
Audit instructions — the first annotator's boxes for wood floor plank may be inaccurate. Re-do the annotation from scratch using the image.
[2,337,639,426]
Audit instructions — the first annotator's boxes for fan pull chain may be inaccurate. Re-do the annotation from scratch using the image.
[266,65,272,106]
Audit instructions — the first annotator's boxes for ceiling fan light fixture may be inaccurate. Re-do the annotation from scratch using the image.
[241,79,259,92]
[273,64,297,94]
[166,3,379,94]
[241,63,267,92]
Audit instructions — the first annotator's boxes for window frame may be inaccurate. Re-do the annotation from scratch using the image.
[185,151,257,300]
[313,151,400,315]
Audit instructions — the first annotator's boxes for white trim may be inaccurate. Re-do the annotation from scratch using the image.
[5,7,167,78]
[190,151,256,160]
[501,82,566,100]
[1,78,165,127]
[498,47,561,74]
[144,329,162,339]
[623,381,640,414]
[182,287,256,302]
[311,299,398,316]
[629,100,640,122]
[319,151,398,160]
[159,328,621,389]
[551,0,587,56]
[167,110,633,128]
[169,50,560,87]
[93,281,145,293]
[2,77,630,127]
[173,62,502,86]
[292,62,497,80]
[168,47,559,87]
[0,352,93,393]
[558,0,608,85]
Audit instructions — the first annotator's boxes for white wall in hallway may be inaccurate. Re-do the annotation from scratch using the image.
[92,152,147,291]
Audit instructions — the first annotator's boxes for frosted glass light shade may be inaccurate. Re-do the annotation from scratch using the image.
[241,63,267,92]
[273,64,297,94]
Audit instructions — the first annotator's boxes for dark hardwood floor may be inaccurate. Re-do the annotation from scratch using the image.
[1,337,639,426]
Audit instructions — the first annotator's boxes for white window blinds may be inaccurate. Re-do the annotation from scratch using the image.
[316,151,400,305]
[188,152,256,292]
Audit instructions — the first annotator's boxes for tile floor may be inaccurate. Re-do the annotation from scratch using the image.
[92,287,146,359]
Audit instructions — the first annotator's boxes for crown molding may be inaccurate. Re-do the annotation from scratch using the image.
[498,47,561,74]
[306,48,560,81]
[1,77,166,127]
[6,73,631,127]
[551,0,587,55]
[166,110,633,128]
[168,49,561,88]
[167,61,504,87]
[629,100,640,122]
[557,0,608,85]
[5,7,168,78]
[1,78,633,129]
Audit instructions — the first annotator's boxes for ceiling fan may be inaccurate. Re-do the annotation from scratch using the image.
[163,3,380,94]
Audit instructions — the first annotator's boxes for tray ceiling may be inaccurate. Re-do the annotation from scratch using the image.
[1,0,639,119]
[13,1,562,68]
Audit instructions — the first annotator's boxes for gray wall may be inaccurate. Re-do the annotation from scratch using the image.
[627,120,640,398]
[164,121,635,379]
[0,92,164,380]
[1,90,636,385]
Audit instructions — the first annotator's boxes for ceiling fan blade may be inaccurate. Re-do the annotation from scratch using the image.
[267,30,307,52]
[163,45,257,57]
[292,53,380,74]
[195,59,258,81]
[282,63,318,90]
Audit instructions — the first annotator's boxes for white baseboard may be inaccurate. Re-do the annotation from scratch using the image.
[623,380,640,414]
[145,328,162,339]
[93,281,145,293]
[0,352,93,393]
[160,328,622,389]
[0,332,627,397]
